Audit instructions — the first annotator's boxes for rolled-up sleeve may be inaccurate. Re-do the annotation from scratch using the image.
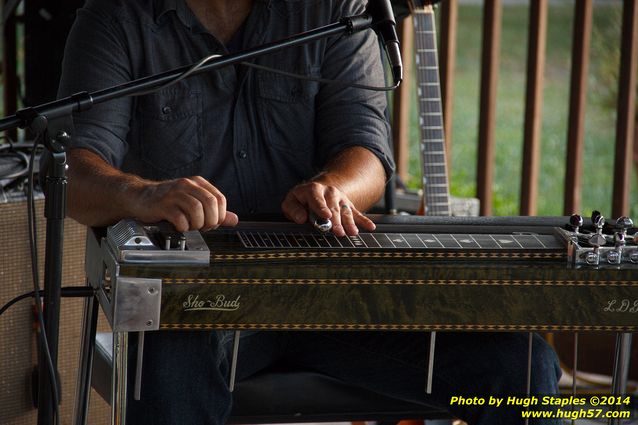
[314,2,395,180]
[57,0,133,168]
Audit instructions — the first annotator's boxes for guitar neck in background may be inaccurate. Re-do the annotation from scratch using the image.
[413,5,451,216]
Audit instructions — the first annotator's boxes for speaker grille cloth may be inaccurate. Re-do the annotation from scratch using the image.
[0,199,110,425]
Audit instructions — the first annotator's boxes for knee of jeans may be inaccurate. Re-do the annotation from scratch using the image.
[530,335,562,390]
[209,331,233,367]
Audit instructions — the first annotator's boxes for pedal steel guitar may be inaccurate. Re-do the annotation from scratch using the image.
[86,213,638,333]
[79,213,637,425]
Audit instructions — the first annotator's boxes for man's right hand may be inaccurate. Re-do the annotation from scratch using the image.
[135,176,239,232]
[66,148,238,232]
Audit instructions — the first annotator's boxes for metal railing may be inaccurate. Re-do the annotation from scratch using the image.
[392,0,638,217]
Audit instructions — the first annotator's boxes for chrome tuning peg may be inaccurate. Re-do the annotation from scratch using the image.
[588,233,606,247]
[607,232,626,265]
[586,233,606,265]
[569,214,583,233]
[591,210,605,230]
[614,232,626,247]
[615,216,633,234]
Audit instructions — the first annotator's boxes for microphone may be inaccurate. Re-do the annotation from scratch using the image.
[366,0,403,85]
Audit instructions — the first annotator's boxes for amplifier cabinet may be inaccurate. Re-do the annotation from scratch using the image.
[0,199,109,425]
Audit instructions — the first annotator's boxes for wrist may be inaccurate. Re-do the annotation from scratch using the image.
[309,171,346,193]
[120,175,156,220]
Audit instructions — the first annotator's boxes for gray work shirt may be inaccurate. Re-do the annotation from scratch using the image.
[58,0,394,216]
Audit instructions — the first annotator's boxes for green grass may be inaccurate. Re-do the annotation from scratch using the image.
[405,1,637,218]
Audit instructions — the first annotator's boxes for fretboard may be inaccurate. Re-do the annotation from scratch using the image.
[237,231,560,251]
[414,7,451,216]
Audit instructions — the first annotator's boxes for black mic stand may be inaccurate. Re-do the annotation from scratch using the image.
[0,9,396,425]
[11,107,86,425]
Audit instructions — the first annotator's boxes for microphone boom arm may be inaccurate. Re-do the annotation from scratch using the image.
[0,13,382,132]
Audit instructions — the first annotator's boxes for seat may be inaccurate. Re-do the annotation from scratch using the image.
[91,332,451,424]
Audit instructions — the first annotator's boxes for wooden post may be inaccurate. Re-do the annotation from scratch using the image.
[392,18,415,183]
[612,0,638,217]
[520,0,548,216]
[477,0,502,216]
[563,0,593,215]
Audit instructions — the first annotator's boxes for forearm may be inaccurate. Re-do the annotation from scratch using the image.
[311,146,387,212]
[66,148,148,227]
[67,148,238,231]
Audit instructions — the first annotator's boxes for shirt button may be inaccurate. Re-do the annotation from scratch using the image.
[238,150,247,159]
[249,208,256,214]
[161,106,172,114]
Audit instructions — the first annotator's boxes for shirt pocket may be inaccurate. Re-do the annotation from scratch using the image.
[138,89,203,178]
[257,68,320,155]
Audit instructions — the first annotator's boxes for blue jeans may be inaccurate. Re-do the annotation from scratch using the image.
[126,331,561,424]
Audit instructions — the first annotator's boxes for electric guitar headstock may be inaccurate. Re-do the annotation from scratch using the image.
[391,0,442,19]
[406,0,442,13]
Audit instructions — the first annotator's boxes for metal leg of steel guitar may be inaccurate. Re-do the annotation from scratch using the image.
[229,330,241,392]
[426,331,436,394]
[572,332,578,425]
[609,332,633,425]
[112,332,129,425]
[524,332,533,425]
[73,294,99,425]
[134,332,144,401]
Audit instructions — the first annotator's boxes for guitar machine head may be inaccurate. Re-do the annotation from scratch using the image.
[406,0,443,9]
[391,0,443,20]
[558,211,638,267]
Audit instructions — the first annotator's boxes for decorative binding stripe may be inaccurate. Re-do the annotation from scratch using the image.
[162,277,638,286]
[159,323,638,332]
[210,251,565,262]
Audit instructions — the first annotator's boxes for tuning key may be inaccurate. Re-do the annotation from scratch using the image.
[585,233,606,265]
[614,232,626,246]
[614,217,632,246]
[567,212,636,266]
[591,210,601,221]
[569,214,583,233]
[616,216,633,234]
[605,232,626,264]
[591,210,605,230]
[587,233,606,247]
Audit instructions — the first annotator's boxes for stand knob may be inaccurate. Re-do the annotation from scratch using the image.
[50,130,71,153]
